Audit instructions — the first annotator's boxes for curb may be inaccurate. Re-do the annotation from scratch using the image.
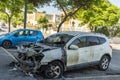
[64,75,120,80]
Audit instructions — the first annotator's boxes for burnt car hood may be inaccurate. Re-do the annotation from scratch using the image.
[33,43,59,52]
[17,42,60,54]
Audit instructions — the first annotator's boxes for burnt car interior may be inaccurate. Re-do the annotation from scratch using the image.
[41,34,73,47]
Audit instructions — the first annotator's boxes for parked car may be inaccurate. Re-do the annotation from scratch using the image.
[17,31,112,79]
[0,22,7,31]
[0,29,44,48]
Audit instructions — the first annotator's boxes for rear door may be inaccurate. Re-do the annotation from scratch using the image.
[78,36,92,63]
[94,37,107,61]
[27,30,40,42]
[86,36,101,62]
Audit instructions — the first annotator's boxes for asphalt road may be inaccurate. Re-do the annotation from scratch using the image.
[0,45,120,80]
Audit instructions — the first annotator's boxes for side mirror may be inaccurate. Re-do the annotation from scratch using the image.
[69,45,79,50]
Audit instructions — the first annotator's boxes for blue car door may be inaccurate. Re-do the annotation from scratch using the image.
[12,30,28,45]
[26,30,41,42]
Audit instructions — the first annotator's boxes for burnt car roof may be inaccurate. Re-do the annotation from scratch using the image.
[57,31,105,37]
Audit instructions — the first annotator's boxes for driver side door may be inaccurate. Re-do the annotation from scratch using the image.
[66,36,91,67]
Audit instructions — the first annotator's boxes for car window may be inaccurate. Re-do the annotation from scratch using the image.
[17,30,28,36]
[98,37,106,44]
[43,34,73,47]
[29,30,38,36]
[79,36,87,47]
[87,36,99,46]
[70,39,81,48]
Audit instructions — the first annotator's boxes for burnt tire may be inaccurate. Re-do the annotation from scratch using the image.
[42,61,63,79]
[2,40,12,48]
[97,55,110,71]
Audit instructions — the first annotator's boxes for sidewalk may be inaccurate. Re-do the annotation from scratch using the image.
[110,44,120,50]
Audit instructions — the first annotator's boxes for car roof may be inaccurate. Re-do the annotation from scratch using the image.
[17,29,40,32]
[58,31,106,37]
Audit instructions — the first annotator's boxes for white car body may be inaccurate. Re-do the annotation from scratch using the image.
[64,32,112,67]
[17,31,112,78]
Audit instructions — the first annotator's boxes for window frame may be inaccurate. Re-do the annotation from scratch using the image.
[97,37,106,44]
[86,36,100,46]
[29,30,38,36]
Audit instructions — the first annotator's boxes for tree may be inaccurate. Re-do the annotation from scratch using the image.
[0,0,38,31]
[28,0,51,6]
[52,0,103,32]
[76,0,120,32]
[28,0,103,32]
[0,0,24,32]
[0,13,7,23]
[37,16,48,29]
[22,0,52,29]
[12,13,24,27]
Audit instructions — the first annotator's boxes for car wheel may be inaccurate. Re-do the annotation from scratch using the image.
[43,61,63,79]
[2,40,12,48]
[97,55,110,71]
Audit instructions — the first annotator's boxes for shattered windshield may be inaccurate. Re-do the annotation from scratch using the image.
[42,34,73,47]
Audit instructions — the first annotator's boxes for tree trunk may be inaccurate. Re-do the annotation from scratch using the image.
[24,0,28,29]
[57,8,81,32]
[8,16,11,32]
[89,23,94,32]
[56,0,81,32]
[57,16,68,32]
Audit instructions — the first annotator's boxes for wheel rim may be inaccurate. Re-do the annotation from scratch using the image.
[3,41,11,48]
[46,64,61,78]
[101,57,109,69]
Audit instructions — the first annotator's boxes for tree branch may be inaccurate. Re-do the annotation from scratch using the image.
[56,0,67,16]
[67,6,81,18]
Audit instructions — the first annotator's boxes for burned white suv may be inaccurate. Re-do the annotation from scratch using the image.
[17,31,112,79]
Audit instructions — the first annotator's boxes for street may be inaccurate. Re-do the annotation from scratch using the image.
[0,44,120,80]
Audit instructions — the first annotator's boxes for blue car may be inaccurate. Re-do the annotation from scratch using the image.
[0,29,44,48]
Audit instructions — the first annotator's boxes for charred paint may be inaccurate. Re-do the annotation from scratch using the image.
[67,52,79,66]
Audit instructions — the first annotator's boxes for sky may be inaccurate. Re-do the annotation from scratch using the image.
[109,0,120,8]
[38,0,120,14]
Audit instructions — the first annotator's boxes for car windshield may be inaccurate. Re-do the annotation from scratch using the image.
[42,34,73,47]
[7,29,20,34]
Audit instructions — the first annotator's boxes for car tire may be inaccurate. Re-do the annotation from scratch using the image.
[42,61,63,79]
[97,55,110,71]
[2,40,12,48]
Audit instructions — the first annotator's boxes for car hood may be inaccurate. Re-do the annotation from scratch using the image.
[0,33,9,36]
[33,43,59,52]
[18,42,59,54]
[0,33,10,38]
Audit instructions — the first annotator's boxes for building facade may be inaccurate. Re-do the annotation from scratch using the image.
[27,11,61,27]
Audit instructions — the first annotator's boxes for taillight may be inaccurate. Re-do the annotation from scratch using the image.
[110,45,112,49]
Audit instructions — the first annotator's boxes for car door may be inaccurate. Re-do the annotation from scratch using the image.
[86,36,101,62]
[27,30,40,42]
[93,36,106,61]
[12,30,28,45]
[66,36,91,67]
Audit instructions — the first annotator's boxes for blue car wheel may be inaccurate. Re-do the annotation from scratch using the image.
[2,40,12,48]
